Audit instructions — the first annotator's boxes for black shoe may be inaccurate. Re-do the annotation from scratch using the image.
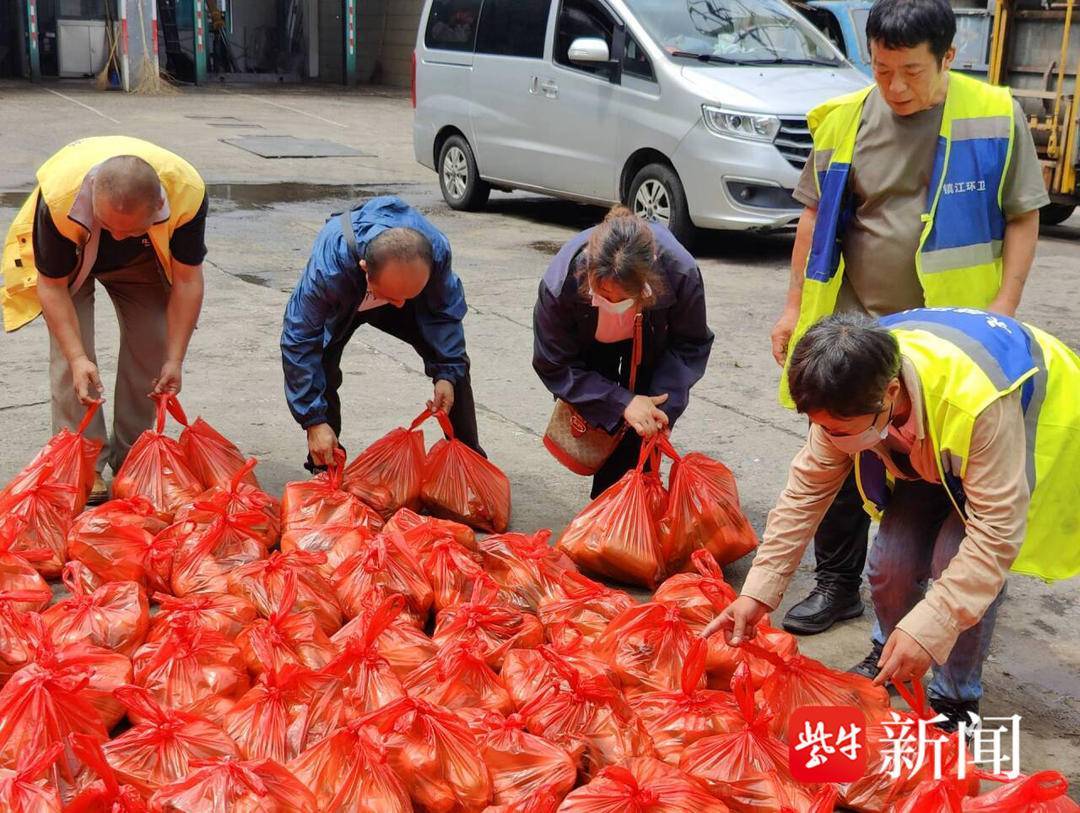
[781,584,864,635]
[848,640,885,681]
[927,696,980,734]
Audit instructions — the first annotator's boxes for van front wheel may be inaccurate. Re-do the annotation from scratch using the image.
[438,136,490,211]
[628,163,693,246]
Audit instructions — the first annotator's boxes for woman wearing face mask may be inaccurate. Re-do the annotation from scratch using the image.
[533,205,714,497]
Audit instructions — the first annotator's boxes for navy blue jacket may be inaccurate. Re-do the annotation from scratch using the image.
[532,223,714,434]
[281,196,467,428]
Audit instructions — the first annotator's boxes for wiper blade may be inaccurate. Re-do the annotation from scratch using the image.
[668,49,750,65]
[738,56,842,66]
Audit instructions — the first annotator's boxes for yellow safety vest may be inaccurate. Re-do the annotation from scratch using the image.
[780,73,1017,406]
[854,308,1080,584]
[1,136,206,332]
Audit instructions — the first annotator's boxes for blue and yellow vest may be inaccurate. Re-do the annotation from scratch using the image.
[780,72,1016,406]
[855,308,1080,584]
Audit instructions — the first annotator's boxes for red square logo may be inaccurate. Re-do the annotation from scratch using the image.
[788,706,868,783]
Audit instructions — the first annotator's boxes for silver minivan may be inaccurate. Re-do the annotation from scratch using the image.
[412,0,869,243]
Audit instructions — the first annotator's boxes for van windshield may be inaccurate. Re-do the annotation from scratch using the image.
[625,0,844,66]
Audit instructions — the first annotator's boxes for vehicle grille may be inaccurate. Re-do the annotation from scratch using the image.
[775,117,812,169]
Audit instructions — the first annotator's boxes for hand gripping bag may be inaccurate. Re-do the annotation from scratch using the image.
[67,497,173,591]
[147,756,317,813]
[281,450,383,539]
[0,524,50,616]
[477,530,576,613]
[112,394,204,522]
[433,578,544,670]
[66,734,149,813]
[963,771,1080,812]
[658,438,758,568]
[42,563,149,657]
[330,593,437,680]
[227,550,343,635]
[536,571,636,647]
[0,742,62,813]
[343,408,429,517]
[518,650,655,778]
[471,712,578,810]
[279,522,372,581]
[653,549,739,630]
[235,575,336,676]
[176,414,258,492]
[132,617,249,722]
[176,460,280,551]
[501,635,620,712]
[223,666,349,764]
[678,664,793,793]
[322,594,408,714]
[286,720,413,813]
[420,408,511,533]
[168,513,267,597]
[0,465,78,578]
[557,758,730,813]
[331,531,433,621]
[360,695,493,813]
[628,638,742,764]
[421,536,484,611]
[593,601,700,695]
[556,435,669,588]
[102,685,240,797]
[149,592,259,643]
[0,589,51,685]
[404,639,514,716]
[385,506,477,551]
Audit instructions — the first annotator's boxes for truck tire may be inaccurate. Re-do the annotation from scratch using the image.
[1040,203,1075,226]
[628,163,694,247]
[438,135,490,211]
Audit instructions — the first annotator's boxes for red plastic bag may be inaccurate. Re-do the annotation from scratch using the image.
[112,394,204,522]
[963,772,1080,812]
[344,409,429,517]
[228,550,343,635]
[286,720,413,812]
[0,523,51,615]
[405,639,514,715]
[224,666,348,764]
[701,770,815,813]
[323,594,408,714]
[148,756,317,813]
[175,459,280,551]
[678,663,792,793]
[132,617,249,722]
[42,563,149,657]
[281,449,383,538]
[894,777,968,813]
[628,638,741,764]
[478,530,576,613]
[484,784,563,813]
[102,685,239,796]
[235,574,336,676]
[279,522,372,580]
[502,635,620,712]
[330,594,437,680]
[700,580,796,690]
[537,571,636,648]
[385,506,477,551]
[518,650,655,778]
[558,759,730,813]
[556,436,669,588]
[659,441,758,568]
[177,415,258,491]
[653,549,739,630]
[421,536,485,611]
[66,497,173,591]
[331,531,433,621]
[433,578,544,670]
[168,514,267,597]
[420,408,511,533]
[0,464,78,578]
[149,592,259,643]
[0,589,51,685]
[360,695,493,813]
[471,712,578,810]
[594,601,699,695]
[66,733,149,813]
[0,742,62,813]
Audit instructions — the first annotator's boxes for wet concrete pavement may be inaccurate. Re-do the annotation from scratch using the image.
[0,80,1077,793]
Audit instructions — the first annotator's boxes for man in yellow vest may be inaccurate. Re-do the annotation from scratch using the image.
[707,308,1080,730]
[769,0,1048,640]
[1,137,207,502]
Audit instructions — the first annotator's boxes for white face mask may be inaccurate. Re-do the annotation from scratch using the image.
[826,403,892,454]
[590,283,650,315]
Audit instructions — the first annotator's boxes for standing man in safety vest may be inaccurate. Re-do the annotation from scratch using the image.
[1,137,207,503]
[768,0,1049,642]
[708,308,1080,729]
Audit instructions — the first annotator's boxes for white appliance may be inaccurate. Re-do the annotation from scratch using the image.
[57,19,111,77]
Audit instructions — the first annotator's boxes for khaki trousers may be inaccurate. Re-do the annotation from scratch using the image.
[49,259,169,474]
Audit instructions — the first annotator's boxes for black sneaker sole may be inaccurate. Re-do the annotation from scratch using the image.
[781,601,865,635]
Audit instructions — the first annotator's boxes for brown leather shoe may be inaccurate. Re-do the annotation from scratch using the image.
[87,474,109,506]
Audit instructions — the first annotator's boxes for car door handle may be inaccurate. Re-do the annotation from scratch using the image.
[530,76,540,94]
[539,79,559,99]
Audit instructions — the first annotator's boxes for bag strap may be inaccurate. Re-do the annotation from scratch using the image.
[627,312,644,392]
[339,210,360,263]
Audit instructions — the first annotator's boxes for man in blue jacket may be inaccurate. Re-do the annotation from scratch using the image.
[281,196,480,468]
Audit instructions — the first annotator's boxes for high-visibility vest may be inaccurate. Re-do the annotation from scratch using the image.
[853,307,1080,584]
[779,73,1016,406]
[1,136,205,332]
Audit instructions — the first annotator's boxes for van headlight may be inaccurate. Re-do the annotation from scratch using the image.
[702,105,780,142]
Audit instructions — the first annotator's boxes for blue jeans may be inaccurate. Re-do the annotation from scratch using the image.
[867,480,1006,703]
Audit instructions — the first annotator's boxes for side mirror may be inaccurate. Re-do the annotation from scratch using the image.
[567,36,611,64]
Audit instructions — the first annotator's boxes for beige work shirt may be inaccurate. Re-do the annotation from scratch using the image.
[743,358,1030,663]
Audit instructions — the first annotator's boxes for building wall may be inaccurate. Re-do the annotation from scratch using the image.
[356,0,422,87]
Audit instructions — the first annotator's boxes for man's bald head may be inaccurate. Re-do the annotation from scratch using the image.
[92,155,164,239]
[359,227,433,307]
